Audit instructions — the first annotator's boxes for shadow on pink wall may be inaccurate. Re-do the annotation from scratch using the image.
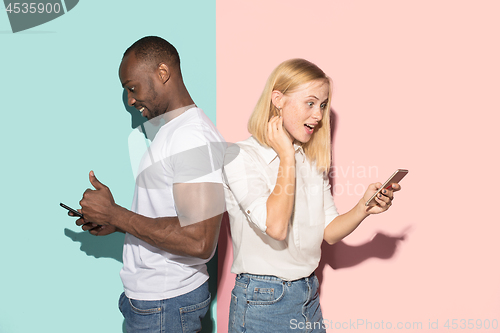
[316,109,409,293]
[216,214,409,294]
[315,231,407,294]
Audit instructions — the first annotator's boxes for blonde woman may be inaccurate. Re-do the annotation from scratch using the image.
[223,59,401,332]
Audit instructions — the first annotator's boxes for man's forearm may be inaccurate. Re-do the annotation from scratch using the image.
[109,204,221,259]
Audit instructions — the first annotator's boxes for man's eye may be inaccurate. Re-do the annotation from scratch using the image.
[129,87,135,92]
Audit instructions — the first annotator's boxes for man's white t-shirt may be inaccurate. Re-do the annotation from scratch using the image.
[120,107,225,300]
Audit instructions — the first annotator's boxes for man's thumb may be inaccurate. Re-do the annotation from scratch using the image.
[89,170,106,189]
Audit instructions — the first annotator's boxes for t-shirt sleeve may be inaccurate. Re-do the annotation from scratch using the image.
[223,145,270,233]
[166,123,225,184]
[323,175,339,228]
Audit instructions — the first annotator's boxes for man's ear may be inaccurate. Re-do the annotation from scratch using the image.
[271,90,283,109]
[157,63,171,84]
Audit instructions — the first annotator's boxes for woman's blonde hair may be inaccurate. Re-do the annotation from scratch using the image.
[248,58,332,173]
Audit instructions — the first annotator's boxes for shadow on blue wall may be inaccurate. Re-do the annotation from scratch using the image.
[122,90,148,133]
[64,228,124,261]
[64,227,217,333]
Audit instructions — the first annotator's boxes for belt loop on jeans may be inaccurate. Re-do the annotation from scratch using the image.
[239,272,314,284]
[294,271,314,283]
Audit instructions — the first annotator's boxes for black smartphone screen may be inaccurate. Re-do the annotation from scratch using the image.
[60,202,83,218]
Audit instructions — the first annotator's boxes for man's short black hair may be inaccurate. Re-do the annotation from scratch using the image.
[124,36,180,71]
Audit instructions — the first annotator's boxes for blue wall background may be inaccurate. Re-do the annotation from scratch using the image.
[0,1,216,332]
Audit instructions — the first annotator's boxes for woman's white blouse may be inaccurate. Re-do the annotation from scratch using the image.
[223,136,339,281]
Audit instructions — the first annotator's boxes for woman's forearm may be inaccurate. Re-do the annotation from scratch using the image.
[324,200,369,245]
[265,156,295,240]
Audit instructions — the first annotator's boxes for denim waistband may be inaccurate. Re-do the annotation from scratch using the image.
[237,272,315,284]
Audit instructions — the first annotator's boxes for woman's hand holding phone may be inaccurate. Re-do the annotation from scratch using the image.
[361,182,401,215]
[360,169,407,214]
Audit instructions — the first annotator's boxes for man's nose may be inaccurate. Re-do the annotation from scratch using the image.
[127,94,136,107]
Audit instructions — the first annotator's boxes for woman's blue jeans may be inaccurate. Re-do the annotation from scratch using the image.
[228,273,326,333]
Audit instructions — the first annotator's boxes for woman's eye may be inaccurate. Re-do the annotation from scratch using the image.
[320,103,327,109]
[307,102,314,107]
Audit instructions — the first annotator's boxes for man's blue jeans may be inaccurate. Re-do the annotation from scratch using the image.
[119,280,211,333]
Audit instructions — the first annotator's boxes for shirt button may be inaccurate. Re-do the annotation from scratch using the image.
[247,210,250,214]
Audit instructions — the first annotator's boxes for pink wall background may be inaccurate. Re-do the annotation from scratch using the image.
[217,1,500,331]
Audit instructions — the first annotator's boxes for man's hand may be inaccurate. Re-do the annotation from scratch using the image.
[68,206,123,236]
[79,171,118,226]
[86,225,121,236]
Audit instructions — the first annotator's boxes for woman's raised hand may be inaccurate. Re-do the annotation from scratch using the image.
[267,115,295,161]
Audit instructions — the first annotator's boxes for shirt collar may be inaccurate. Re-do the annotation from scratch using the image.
[161,104,197,123]
[250,136,305,165]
